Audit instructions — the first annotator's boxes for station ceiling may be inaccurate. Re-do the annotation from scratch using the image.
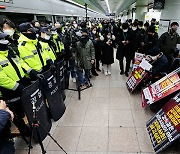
[71,0,153,15]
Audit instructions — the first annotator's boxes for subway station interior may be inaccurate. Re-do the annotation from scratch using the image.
[0,0,180,154]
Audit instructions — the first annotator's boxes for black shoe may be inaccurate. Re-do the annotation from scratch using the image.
[120,70,124,75]
[92,72,99,76]
[125,72,129,77]
[96,68,101,72]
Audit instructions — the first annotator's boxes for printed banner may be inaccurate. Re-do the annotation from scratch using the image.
[132,52,145,71]
[142,69,180,107]
[126,66,148,92]
[146,92,180,154]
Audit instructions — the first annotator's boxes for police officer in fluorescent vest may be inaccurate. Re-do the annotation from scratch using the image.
[18,22,51,78]
[51,27,65,61]
[0,32,31,137]
[39,27,56,62]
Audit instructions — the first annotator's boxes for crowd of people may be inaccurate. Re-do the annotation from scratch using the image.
[0,17,179,153]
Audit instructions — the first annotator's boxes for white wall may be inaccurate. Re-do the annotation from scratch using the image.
[160,0,180,34]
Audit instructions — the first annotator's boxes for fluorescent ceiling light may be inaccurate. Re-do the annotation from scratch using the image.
[105,0,111,13]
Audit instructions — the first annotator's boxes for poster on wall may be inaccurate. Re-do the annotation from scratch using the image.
[158,19,171,36]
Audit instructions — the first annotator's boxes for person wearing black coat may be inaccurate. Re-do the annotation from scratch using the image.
[146,47,168,75]
[0,100,15,154]
[116,23,133,77]
[101,32,115,76]
[143,26,159,54]
[131,22,139,61]
[89,26,101,75]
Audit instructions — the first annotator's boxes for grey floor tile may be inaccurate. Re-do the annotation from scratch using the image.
[46,126,81,151]
[109,87,130,98]
[108,127,140,153]
[109,110,134,127]
[132,109,154,128]
[83,110,108,127]
[136,128,154,153]
[91,88,109,98]
[59,109,86,126]
[109,97,131,110]
[77,127,108,152]
[88,97,109,110]
[67,97,90,110]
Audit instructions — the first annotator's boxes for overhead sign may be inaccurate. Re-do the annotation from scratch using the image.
[142,68,180,107]
[146,92,180,154]
[106,13,115,16]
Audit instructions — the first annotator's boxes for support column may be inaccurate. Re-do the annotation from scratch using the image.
[135,6,148,21]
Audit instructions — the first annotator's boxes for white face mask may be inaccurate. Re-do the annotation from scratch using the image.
[0,40,9,44]
[132,27,137,31]
[45,35,51,40]
[107,35,111,39]
[123,29,128,32]
[73,24,78,28]
[92,30,96,34]
[3,29,14,37]
[52,31,57,35]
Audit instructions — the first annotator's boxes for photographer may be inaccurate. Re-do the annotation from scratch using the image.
[0,100,15,154]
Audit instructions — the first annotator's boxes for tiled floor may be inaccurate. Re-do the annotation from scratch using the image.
[15,56,180,154]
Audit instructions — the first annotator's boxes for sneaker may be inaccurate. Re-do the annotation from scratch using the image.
[108,71,111,75]
[120,70,124,75]
[72,78,76,83]
[104,71,108,76]
[79,85,86,90]
[125,72,129,77]
[85,82,92,88]
[96,68,101,72]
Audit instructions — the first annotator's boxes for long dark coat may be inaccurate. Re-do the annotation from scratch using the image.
[116,30,133,61]
[101,40,114,65]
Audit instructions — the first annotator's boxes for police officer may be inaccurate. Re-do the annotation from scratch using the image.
[18,22,51,78]
[2,19,19,55]
[39,27,56,62]
[51,27,65,61]
[0,32,31,136]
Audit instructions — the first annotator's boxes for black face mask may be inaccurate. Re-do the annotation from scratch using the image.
[23,32,37,40]
[171,28,177,33]
[56,28,62,33]
[80,35,89,48]
[0,43,9,51]
[148,34,153,38]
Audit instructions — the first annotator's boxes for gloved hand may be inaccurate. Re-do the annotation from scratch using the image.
[29,69,44,80]
[15,84,24,95]
[36,73,45,80]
